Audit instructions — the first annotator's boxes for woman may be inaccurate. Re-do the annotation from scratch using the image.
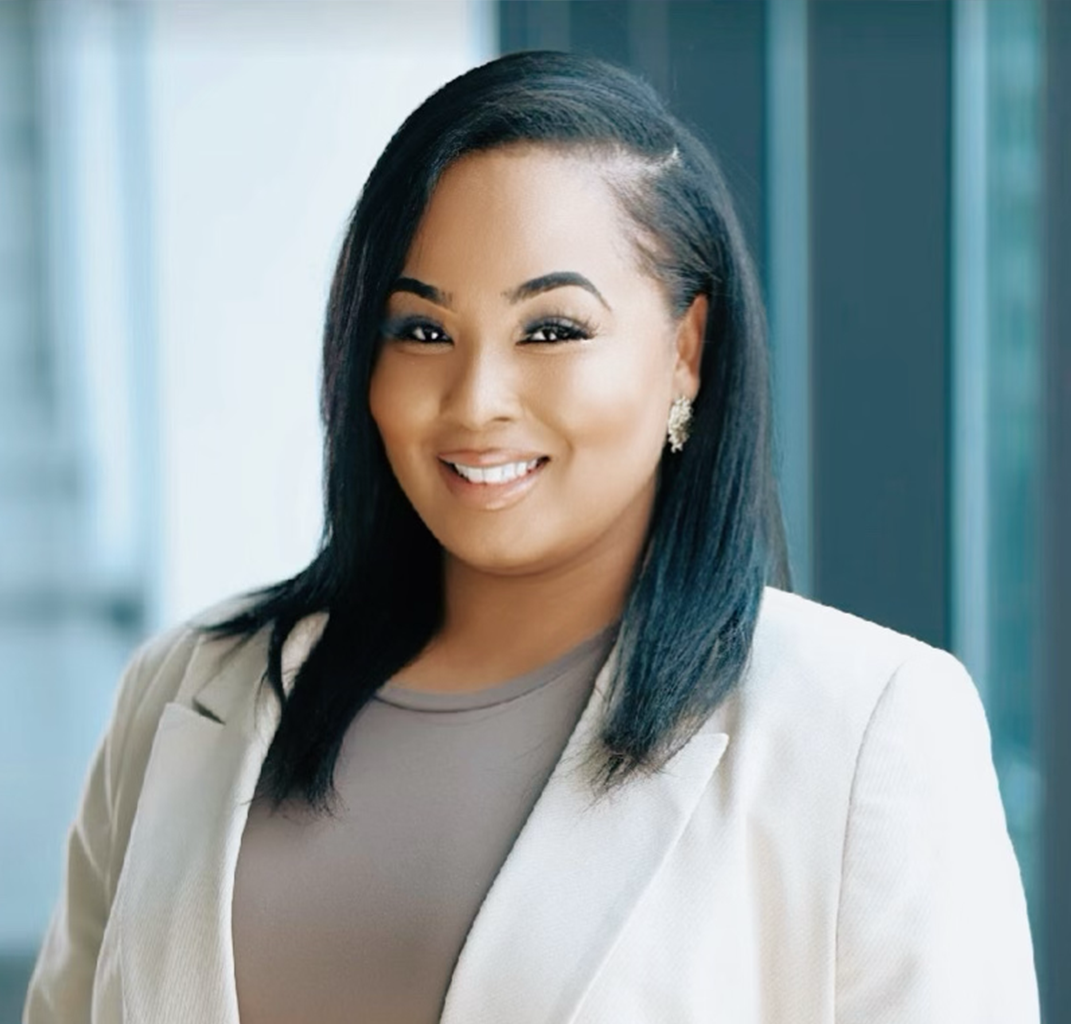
[25,51,1038,1024]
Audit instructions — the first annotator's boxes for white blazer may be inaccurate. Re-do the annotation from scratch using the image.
[24,586,1040,1023]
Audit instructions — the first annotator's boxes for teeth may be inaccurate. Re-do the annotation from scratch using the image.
[448,458,541,484]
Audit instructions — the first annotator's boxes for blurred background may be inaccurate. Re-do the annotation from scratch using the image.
[0,0,1067,1020]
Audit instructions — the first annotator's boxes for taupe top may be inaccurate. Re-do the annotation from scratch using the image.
[232,626,617,1024]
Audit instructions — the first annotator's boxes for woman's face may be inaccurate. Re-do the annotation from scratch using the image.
[369,145,704,578]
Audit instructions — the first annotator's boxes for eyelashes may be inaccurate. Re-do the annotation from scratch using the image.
[381,317,450,344]
[380,312,598,346]
[521,314,597,344]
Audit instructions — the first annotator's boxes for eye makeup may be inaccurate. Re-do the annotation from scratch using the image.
[380,308,601,346]
[381,315,451,345]
[518,312,598,344]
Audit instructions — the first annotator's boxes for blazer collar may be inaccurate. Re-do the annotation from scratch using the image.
[120,611,729,1024]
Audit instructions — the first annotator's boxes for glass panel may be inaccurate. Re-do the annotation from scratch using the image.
[984,0,1043,931]
[954,0,1044,946]
[0,5,149,1014]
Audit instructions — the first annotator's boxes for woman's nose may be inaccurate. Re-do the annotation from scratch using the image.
[441,343,522,429]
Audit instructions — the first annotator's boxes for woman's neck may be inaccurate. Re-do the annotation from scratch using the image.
[394,508,648,693]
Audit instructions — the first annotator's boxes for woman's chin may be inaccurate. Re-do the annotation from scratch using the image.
[440,537,558,578]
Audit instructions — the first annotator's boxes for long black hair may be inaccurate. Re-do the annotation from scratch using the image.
[207,50,790,810]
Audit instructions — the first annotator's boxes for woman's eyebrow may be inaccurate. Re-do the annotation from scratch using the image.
[389,271,611,311]
[505,272,611,310]
[391,277,453,307]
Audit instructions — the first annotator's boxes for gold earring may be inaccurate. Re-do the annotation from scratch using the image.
[666,396,693,453]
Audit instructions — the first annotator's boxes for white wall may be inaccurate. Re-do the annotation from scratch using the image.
[148,0,495,626]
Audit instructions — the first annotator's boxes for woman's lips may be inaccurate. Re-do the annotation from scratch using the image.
[442,456,541,485]
[436,453,550,510]
[437,448,547,466]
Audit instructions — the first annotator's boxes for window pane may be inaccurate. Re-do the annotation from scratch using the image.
[954,0,1044,944]
[986,0,1043,930]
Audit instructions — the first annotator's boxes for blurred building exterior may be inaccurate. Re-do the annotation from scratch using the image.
[1,0,1067,1020]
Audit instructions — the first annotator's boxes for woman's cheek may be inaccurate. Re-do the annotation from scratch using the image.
[540,344,669,468]
[371,355,433,452]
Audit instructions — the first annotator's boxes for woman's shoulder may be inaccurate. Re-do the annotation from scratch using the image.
[57,593,272,891]
[124,593,262,700]
[741,586,980,745]
[104,593,269,762]
[753,585,940,672]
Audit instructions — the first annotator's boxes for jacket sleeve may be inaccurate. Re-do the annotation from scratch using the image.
[22,642,157,1024]
[834,648,1041,1023]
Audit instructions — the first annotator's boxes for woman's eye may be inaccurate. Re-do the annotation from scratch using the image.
[409,323,447,343]
[384,318,450,344]
[523,319,593,344]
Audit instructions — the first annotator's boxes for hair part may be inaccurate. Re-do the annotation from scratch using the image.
[206,50,790,811]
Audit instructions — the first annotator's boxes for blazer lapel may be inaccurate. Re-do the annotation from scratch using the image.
[115,614,326,1024]
[440,653,731,1024]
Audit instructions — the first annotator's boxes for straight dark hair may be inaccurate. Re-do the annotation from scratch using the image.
[207,50,790,811]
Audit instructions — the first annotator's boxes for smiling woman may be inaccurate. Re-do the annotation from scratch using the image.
[25,51,1039,1024]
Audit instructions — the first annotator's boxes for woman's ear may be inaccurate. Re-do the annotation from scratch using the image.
[673,293,707,399]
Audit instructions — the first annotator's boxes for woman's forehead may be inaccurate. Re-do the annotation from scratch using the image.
[401,147,648,303]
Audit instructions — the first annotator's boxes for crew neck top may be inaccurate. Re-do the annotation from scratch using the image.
[232,624,618,1024]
